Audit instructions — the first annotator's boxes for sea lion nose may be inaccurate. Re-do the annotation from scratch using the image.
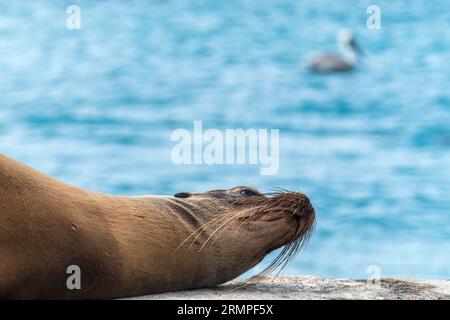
[174,192,191,198]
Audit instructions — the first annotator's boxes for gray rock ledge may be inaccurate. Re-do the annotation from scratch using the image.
[128,276,450,300]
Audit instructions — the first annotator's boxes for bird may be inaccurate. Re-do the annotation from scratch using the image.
[306,28,363,73]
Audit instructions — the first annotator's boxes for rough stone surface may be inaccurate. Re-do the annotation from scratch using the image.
[127,276,450,300]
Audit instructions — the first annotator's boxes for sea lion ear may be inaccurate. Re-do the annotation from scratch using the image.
[174,192,191,198]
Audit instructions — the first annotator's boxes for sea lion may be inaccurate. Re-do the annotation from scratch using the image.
[0,153,315,299]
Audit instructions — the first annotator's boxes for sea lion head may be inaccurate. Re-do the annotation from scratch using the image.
[170,186,316,283]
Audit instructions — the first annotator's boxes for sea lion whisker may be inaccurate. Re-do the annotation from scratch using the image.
[198,214,240,252]
[185,214,230,249]
[209,209,252,247]
[268,244,293,271]
[253,238,303,280]
[198,214,242,251]
[260,246,291,276]
[175,214,226,251]
[181,213,233,249]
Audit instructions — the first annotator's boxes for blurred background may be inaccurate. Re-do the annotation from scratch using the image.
[0,0,449,279]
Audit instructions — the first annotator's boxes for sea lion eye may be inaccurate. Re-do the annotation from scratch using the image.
[174,192,191,198]
[240,189,257,196]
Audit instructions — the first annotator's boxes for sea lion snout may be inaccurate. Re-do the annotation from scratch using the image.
[291,194,316,236]
[293,193,315,219]
[251,191,315,245]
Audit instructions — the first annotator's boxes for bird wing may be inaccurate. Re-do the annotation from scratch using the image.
[307,53,352,72]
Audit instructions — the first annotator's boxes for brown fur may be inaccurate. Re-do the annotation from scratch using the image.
[0,154,315,299]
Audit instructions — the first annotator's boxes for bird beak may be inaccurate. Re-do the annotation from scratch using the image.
[351,40,365,56]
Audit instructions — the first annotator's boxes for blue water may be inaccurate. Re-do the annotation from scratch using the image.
[0,1,449,279]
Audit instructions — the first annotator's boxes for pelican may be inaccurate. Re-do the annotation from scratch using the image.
[306,29,363,73]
